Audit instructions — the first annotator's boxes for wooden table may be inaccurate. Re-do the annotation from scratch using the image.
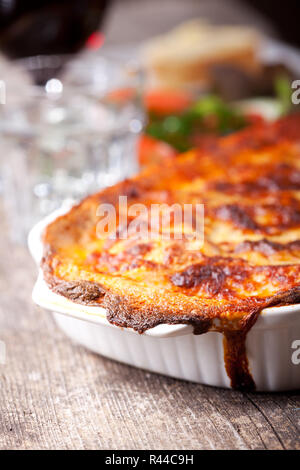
[0,0,299,452]
[0,209,299,450]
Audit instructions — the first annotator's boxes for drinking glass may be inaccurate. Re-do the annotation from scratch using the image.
[0,55,144,243]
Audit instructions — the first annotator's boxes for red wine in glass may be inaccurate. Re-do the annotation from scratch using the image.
[0,0,110,83]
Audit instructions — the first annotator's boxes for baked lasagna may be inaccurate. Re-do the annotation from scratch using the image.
[42,114,300,390]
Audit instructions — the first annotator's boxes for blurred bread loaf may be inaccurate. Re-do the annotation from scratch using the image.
[142,20,262,89]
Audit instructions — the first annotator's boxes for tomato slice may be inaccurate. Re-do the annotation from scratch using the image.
[144,89,192,115]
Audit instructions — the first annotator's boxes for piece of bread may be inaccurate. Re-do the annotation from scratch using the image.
[142,20,262,89]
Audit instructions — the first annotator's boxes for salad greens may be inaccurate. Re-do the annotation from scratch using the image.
[145,76,297,153]
[145,95,247,152]
[274,76,293,115]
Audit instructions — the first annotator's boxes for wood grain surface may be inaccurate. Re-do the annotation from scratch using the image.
[0,208,299,450]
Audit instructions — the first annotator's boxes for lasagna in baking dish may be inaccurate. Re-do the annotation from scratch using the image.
[42,114,300,390]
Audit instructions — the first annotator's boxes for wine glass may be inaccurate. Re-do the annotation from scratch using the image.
[0,0,110,83]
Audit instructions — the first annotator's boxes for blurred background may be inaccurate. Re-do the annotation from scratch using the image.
[0,0,299,242]
[103,0,299,47]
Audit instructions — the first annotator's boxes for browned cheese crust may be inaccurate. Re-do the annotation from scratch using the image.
[42,115,300,390]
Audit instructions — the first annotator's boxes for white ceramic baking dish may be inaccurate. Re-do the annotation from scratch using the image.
[29,208,300,392]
